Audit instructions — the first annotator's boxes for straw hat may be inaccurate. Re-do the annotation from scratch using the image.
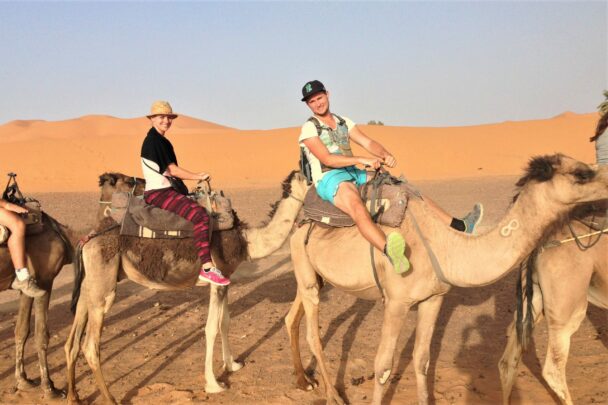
[147,100,178,119]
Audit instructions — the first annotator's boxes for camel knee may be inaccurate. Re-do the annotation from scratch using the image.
[377,368,392,385]
[102,291,116,314]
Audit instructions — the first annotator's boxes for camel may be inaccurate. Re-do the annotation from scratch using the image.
[284,154,608,405]
[0,212,73,398]
[498,206,608,405]
[64,171,308,404]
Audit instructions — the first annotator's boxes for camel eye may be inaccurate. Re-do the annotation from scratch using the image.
[572,168,595,184]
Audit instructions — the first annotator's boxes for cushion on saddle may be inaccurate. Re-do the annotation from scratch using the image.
[0,200,45,245]
[110,190,235,239]
[113,193,194,239]
[303,176,414,228]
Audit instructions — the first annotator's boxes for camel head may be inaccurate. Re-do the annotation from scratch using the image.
[285,170,309,202]
[97,172,146,221]
[514,154,608,206]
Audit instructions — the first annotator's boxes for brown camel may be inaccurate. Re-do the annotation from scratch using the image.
[498,206,608,405]
[64,171,308,404]
[0,212,73,398]
[285,154,608,405]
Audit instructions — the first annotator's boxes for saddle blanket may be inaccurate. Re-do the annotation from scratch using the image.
[0,200,45,245]
[303,177,414,228]
[110,191,234,239]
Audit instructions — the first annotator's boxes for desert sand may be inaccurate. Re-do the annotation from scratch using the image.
[0,112,598,191]
[0,113,605,404]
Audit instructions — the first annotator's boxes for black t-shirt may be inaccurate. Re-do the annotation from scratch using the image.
[140,127,178,174]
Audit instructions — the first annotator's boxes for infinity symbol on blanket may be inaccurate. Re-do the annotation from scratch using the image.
[500,219,520,237]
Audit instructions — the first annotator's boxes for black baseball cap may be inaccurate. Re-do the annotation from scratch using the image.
[301,80,326,102]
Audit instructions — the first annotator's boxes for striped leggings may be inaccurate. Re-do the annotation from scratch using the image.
[144,187,211,264]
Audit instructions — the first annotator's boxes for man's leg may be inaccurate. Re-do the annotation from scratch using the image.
[422,196,483,234]
[0,208,45,298]
[333,182,385,251]
[333,182,409,273]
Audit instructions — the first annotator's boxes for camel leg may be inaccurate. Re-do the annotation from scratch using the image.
[285,290,318,391]
[14,293,36,390]
[412,295,444,405]
[371,299,410,405]
[542,299,588,404]
[218,285,243,373]
[82,289,117,405]
[65,289,89,404]
[205,284,226,393]
[33,291,64,398]
[300,282,345,405]
[498,280,544,404]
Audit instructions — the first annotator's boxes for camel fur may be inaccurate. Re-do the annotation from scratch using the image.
[285,154,608,405]
[64,171,307,404]
[0,212,73,398]
[498,206,608,405]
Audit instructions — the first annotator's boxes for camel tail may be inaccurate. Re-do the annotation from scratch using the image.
[70,242,85,314]
[515,249,537,349]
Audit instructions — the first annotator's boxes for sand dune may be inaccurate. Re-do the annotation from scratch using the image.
[0,112,598,192]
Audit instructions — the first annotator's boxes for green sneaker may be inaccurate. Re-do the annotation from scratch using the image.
[385,232,410,274]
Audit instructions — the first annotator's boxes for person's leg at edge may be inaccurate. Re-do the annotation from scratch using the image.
[333,182,410,273]
[0,207,45,297]
[419,196,483,235]
[144,188,229,286]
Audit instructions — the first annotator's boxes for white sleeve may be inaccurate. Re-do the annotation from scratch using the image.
[298,121,319,144]
[343,116,356,132]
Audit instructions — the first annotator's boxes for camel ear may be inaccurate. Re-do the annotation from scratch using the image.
[516,155,560,187]
[98,173,118,187]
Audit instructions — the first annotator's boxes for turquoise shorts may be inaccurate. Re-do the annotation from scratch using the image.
[316,166,368,204]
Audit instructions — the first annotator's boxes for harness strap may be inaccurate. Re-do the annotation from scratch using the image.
[304,221,315,245]
[407,209,451,285]
[368,170,387,301]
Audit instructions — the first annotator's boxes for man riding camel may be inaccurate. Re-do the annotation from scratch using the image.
[298,80,483,273]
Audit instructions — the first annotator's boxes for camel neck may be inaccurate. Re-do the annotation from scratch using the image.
[408,185,565,287]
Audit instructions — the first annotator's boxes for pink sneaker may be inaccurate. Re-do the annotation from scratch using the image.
[196,267,230,286]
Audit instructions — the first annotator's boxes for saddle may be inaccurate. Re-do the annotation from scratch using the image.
[0,174,45,245]
[303,173,418,228]
[110,182,235,239]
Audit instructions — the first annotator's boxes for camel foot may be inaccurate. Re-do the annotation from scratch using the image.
[224,360,244,373]
[43,383,67,399]
[16,377,38,391]
[66,394,81,405]
[326,393,347,405]
[205,381,227,394]
[296,373,318,391]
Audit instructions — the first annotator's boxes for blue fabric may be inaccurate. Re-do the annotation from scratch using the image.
[316,166,367,204]
[595,132,608,166]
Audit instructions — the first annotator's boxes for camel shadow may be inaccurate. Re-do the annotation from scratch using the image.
[587,305,608,349]
[115,257,295,403]
[383,272,526,404]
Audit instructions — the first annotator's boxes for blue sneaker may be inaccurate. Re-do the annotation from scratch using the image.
[462,203,483,234]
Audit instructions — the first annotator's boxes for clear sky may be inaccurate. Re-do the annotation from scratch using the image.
[0,1,606,129]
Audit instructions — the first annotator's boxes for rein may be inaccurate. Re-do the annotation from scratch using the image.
[544,211,608,250]
[289,194,305,204]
